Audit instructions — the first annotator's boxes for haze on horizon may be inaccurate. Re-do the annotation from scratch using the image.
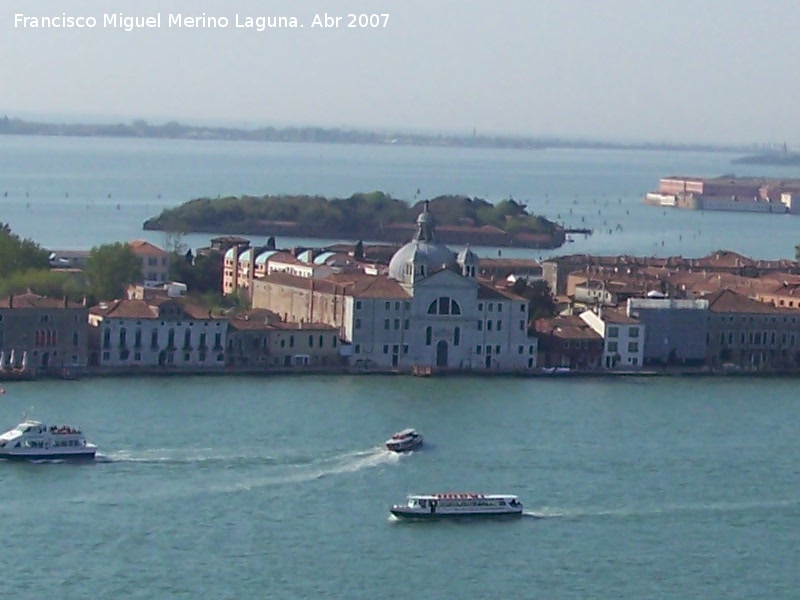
[2,0,799,146]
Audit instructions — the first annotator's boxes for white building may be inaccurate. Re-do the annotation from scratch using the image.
[252,203,538,372]
[88,297,227,369]
[580,308,645,369]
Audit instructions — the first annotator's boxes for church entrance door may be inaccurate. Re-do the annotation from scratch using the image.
[436,340,448,368]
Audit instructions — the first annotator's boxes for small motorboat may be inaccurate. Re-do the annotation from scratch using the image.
[385,428,423,453]
[0,419,97,461]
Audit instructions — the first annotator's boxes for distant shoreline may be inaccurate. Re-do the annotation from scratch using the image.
[0,115,751,153]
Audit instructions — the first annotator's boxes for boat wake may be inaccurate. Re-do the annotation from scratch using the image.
[224,447,402,492]
[523,498,800,521]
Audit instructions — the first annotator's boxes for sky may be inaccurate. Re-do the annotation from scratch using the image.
[2,0,800,145]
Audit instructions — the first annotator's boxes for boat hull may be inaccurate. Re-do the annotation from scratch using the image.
[385,437,423,453]
[0,450,96,461]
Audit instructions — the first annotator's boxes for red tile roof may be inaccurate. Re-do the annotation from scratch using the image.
[0,293,85,309]
[129,240,167,256]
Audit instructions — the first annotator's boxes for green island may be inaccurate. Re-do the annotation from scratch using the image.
[142,192,566,248]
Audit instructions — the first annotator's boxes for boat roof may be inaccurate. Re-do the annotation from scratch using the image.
[392,428,418,437]
[408,493,518,500]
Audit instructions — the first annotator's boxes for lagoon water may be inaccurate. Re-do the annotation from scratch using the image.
[2,375,800,598]
[2,135,800,598]
[3,135,800,259]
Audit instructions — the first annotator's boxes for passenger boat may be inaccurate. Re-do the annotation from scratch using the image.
[385,428,423,452]
[390,493,523,519]
[0,419,97,461]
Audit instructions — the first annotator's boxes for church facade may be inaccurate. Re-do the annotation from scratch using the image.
[252,204,538,372]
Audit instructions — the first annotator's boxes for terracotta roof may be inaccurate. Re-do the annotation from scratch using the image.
[534,315,602,340]
[228,309,281,331]
[258,271,410,299]
[705,289,796,314]
[600,308,640,324]
[129,240,167,256]
[0,293,85,309]
[89,299,157,318]
[90,297,216,320]
[477,282,525,301]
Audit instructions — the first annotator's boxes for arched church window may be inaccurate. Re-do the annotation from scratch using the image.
[428,297,462,316]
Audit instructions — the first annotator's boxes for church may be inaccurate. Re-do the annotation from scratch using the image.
[251,203,538,371]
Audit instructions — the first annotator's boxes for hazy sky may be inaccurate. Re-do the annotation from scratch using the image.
[2,0,799,145]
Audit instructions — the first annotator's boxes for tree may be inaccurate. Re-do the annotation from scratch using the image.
[85,242,142,301]
[511,279,557,321]
[169,251,222,295]
[794,243,800,261]
[0,222,50,279]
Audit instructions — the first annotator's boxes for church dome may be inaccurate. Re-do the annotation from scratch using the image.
[388,201,458,281]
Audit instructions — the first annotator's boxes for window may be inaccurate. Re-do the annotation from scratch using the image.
[355,301,362,310]
[308,335,314,348]
[404,302,410,311]
[629,327,640,338]
[355,344,361,354]
[454,327,460,346]
[520,304,526,312]
[73,332,79,347]
[497,321,502,331]
[498,304,503,312]
[476,345,482,355]
[478,303,484,311]
[520,320,525,331]
[319,335,324,348]
[425,326,432,346]
[404,319,409,330]
[607,341,618,352]
[427,297,462,316]
[495,345,500,355]
[199,333,207,349]
[487,320,493,331]
[183,329,191,350]
[333,337,337,348]
[384,319,390,330]
[167,328,175,349]
[151,329,159,349]
[628,341,639,353]
[385,301,390,310]
[289,335,294,348]
[103,329,111,349]
[383,345,389,354]
[355,318,361,330]
[488,303,494,312]
[395,302,400,310]
[402,344,409,354]
[518,345,523,355]
[608,326,619,338]
[394,319,400,330]
[478,320,483,331]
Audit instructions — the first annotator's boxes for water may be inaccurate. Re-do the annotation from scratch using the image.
[2,136,800,597]
[1,375,799,598]
[3,135,800,259]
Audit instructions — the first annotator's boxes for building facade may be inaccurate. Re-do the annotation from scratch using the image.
[626,297,709,365]
[252,204,538,372]
[0,293,89,376]
[88,297,227,369]
[580,308,645,369]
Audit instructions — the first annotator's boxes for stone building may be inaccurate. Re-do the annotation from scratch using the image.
[0,292,89,376]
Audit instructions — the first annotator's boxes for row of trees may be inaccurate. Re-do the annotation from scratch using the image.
[0,224,223,304]
[143,192,560,236]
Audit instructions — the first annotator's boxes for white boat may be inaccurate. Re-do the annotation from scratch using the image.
[390,493,523,519]
[0,419,97,461]
[385,428,423,452]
